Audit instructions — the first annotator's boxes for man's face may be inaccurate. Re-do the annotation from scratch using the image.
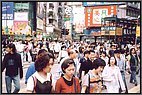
[6,47,12,53]
[90,52,95,60]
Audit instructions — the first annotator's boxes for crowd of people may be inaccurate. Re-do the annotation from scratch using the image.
[2,38,140,93]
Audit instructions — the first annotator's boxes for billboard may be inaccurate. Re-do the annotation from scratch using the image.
[14,12,28,21]
[2,2,14,20]
[14,21,30,35]
[85,5,117,27]
[15,3,29,10]
[83,2,125,7]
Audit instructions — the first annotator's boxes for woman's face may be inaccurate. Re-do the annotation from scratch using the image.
[64,64,75,78]
[96,66,104,73]
[131,48,135,54]
[43,58,54,73]
[110,57,116,65]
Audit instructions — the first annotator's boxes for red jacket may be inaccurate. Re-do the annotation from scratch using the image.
[55,77,80,93]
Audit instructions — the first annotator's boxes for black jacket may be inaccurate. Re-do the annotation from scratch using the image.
[2,53,23,78]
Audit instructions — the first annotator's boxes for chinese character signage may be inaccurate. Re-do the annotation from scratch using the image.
[85,5,117,27]
[2,2,14,20]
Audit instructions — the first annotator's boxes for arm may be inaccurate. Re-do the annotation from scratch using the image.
[25,63,35,84]
[26,76,35,93]
[2,55,7,72]
[81,74,89,93]
[18,54,23,79]
[81,86,87,93]
[118,68,126,91]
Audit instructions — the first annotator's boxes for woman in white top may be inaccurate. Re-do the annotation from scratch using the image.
[102,56,126,93]
[57,45,68,62]
[26,52,55,93]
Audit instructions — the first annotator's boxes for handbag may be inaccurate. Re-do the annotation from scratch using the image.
[85,74,90,93]
[32,76,37,93]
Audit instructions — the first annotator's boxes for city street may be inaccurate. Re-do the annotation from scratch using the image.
[1,1,140,94]
[2,61,140,93]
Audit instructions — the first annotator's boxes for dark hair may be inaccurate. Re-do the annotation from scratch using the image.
[108,56,117,66]
[61,45,66,50]
[92,58,106,69]
[7,43,17,53]
[84,50,90,56]
[61,58,75,73]
[89,50,95,53]
[114,50,120,54]
[79,46,84,53]
[130,48,136,55]
[35,52,54,72]
[38,49,47,55]
[102,51,107,56]
[68,49,76,56]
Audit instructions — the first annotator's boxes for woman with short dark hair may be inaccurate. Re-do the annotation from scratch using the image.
[26,52,54,93]
[55,58,81,93]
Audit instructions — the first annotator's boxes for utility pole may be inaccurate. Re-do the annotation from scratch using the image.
[43,2,47,34]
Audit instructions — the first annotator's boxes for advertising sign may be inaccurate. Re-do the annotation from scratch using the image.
[85,5,117,27]
[136,26,140,37]
[14,21,30,34]
[116,27,122,35]
[83,2,125,7]
[2,2,14,20]
[15,3,29,10]
[14,12,28,21]
[37,17,43,30]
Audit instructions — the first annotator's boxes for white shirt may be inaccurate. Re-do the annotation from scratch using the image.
[102,65,126,93]
[26,72,52,91]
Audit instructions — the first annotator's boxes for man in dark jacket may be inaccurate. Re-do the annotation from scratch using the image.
[2,43,23,93]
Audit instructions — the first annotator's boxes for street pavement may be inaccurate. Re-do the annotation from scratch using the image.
[2,61,140,93]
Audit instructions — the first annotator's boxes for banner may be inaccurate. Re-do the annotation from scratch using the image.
[2,2,14,20]
[136,26,140,37]
[15,3,29,10]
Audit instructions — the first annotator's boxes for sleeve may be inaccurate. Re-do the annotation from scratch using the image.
[55,79,62,93]
[118,68,126,91]
[26,76,34,91]
[127,55,131,61]
[18,54,23,79]
[2,55,7,72]
[25,64,35,83]
[82,74,89,87]
[102,66,113,81]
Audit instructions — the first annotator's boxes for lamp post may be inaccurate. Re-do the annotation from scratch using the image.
[43,2,47,34]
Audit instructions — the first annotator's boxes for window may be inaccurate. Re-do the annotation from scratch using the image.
[49,19,53,23]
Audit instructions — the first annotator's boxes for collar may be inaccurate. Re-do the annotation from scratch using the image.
[34,72,51,84]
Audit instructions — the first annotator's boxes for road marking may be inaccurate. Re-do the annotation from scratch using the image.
[128,84,140,93]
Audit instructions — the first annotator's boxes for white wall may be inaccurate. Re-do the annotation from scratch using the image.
[117,8,126,18]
